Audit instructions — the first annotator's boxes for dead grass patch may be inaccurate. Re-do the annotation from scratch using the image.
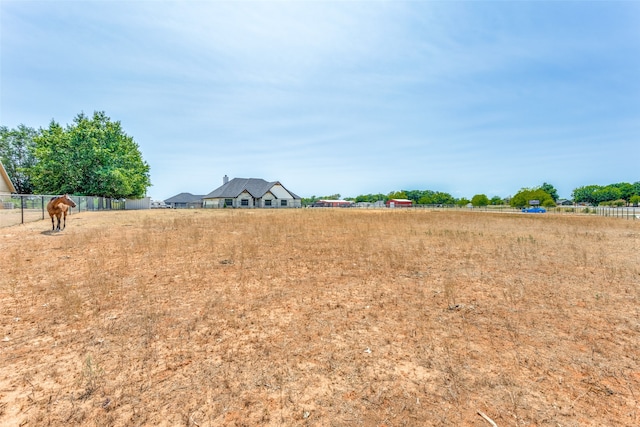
[1,209,639,426]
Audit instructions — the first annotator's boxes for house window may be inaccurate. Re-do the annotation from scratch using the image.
[241,199,249,206]
[280,199,287,207]
[225,199,233,207]
[265,199,272,207]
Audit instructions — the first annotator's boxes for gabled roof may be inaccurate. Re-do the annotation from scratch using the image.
[164,192,204,203]
[0,160,16,193]
[204,178,300,200]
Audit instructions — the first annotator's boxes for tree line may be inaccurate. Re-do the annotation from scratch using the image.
[304,180,640,208]
[1,112,150,199]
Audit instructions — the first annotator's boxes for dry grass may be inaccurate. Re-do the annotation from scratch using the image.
[1,208,639,426]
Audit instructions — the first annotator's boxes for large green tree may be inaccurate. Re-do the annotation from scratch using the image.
[540,182,559,201]
[404,189,428,203]
[610,182,635,202]
[30,112,150,198]
[387,190,408,200]
[572,185,600,205]
[456,197,471,207]
[353,193,387,203]
[471,194,490,207]
[0,124,38,193]
[490,195,504,205]
[510,187,555,208]
[571,184,634,205]
[429,191,456,205]
[401,189,455,205]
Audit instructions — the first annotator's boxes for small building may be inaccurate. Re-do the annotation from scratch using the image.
[311,199,353,208]
[386,198,413,208]
[202,176,301,208]
[0,161,16,195]
[164,193,204,209]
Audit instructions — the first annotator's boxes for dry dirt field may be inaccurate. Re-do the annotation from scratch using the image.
[1,208,639,426]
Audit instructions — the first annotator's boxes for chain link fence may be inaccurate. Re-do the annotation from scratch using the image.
[0,194,126,228]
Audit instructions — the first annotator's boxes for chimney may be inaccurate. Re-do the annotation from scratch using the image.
[223,175,229,185]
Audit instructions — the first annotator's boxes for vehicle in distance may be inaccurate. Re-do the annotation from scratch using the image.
[151,201,171,209]
[522,207,546,213]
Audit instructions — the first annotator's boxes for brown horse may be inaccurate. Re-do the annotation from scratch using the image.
[47,194,77,231]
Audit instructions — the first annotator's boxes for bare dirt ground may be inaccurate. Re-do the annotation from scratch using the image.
[1,208,639,426]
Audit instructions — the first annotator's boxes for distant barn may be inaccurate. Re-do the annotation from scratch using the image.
[386,199,413,208]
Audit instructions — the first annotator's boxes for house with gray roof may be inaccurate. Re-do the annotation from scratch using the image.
[203,175,301,208]
[164,192,204,209]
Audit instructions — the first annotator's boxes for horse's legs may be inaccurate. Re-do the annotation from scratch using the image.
[62,211,66,230]
[56,213,62,231]
[51,215,55,231]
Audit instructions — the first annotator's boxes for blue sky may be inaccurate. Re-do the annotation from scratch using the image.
[1,1,639,200]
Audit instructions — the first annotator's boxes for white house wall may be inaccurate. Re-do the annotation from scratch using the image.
[260,192,276,208]
[203,198,224,208]
[238,190,254,208]
[203,193,255,209]
[0,162,15,194]
[270,184,291,199]
[0,180,11,194]
[270,184,302,208]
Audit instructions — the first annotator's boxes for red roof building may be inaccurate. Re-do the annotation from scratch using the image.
[386,198,413,208]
